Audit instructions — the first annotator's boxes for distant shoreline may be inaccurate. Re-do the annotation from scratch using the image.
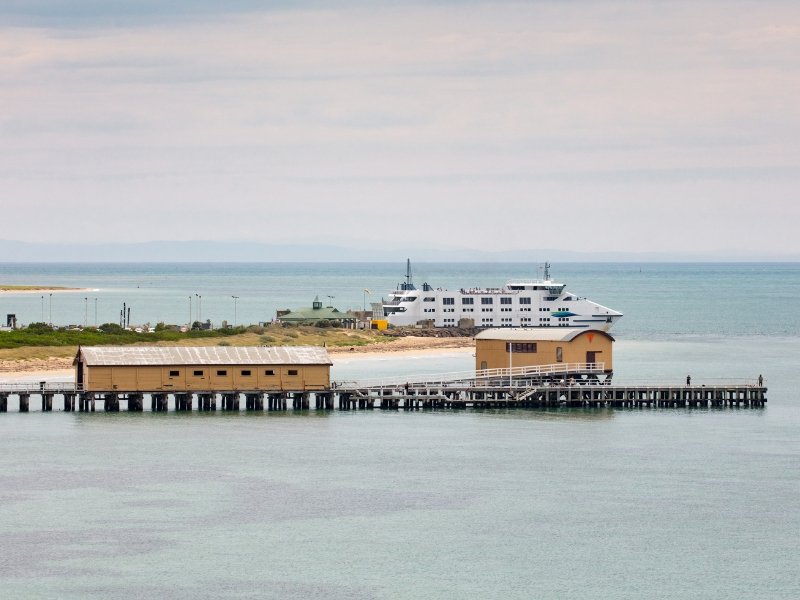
[0,286,92,294]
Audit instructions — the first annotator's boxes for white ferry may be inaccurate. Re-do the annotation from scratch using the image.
[381,260,622,331]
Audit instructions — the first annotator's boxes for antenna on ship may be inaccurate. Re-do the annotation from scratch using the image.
[543,262,551,281]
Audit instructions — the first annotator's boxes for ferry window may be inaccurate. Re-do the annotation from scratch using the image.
[564,296,573,301]
[241,370,251,376]
[193,370,204,377]
[288,369,298,376]
[520,297,531,305]
[405,297,417,302]
[424,297,435,302]
[481,297,493,305]
[461,297,474,305]
[501,297,512,305]
[217,370,227,376]
[169,370,180,377]
[443,297,455,305]
[265,369,275,376]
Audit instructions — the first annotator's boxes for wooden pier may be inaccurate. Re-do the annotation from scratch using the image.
[0,380,767,413]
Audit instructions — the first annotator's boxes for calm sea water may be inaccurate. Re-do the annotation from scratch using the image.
[1,263,798,599]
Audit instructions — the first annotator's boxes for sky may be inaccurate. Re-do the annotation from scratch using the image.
[1,0,799,258]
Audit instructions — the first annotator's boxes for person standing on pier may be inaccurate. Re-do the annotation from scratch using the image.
[758,374,763,387]
[686,375,691,386]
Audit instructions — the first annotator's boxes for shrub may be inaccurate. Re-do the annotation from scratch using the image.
[99,323,125,334]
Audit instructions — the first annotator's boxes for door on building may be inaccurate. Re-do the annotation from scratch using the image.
[586,351,598,365]
[76,359,84,389]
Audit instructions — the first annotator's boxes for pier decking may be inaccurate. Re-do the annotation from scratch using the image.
[0,363,767,413]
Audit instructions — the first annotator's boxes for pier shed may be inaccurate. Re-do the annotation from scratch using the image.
[475,328,614,374]
[74,346,332,393]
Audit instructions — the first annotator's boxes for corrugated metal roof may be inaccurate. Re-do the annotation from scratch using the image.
[474,328,614,342]
[77,346,332,366]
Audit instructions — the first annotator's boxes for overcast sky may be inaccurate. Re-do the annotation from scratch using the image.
[1,1,799,257]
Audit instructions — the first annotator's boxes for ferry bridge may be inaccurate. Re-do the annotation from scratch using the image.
[0,362,767,413]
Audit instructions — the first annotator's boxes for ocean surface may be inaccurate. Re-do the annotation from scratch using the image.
[1,262,798,599]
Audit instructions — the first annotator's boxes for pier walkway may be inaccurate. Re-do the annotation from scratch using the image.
[0,363,767,413]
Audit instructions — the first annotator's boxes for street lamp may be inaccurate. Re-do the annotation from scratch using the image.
[195,294,202,322]
[94,298,97,326]
[362,288,371,313]
[84,297,88,327]
[232,296,239,327]
[509,341,513,389]
[326,295,335,307]
[188,295,192,327]
[41,295,44,323]
[49,293,52,326]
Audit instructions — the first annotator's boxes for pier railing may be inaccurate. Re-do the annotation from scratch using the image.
[335,362,607,390]
[0,382,81,393]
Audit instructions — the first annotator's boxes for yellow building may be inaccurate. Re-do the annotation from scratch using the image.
[74,346,332,393]
[474,328,614,373]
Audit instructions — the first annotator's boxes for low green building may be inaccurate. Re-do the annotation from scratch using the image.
[276,296,357,327]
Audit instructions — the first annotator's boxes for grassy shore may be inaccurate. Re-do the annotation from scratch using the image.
[0,325,396,363]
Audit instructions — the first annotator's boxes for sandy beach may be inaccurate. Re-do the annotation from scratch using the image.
[0,287,93,295]
[0,336,474,379]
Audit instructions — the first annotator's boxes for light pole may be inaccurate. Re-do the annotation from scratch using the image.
[326,295,335,307]
[49,293,52,326]
[232,296,239,327]
[362,288,371,313]
[41,295,44,323]
[84,297,88,327]
[189,295,192,327]
[195,294,202,322]
[508,341,513,389]
[94,298,97,326]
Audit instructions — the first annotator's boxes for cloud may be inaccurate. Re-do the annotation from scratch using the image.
[1,1,799,255]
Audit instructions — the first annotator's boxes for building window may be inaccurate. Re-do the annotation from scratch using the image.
[169,370,180,377]
[520,297,531,305]
[424,297,435,302]
[462,297,474,305]
[193,370,204,377]
[556,347,563,362]
[217,370,227,376]
[481,297,493,305]
[506,343,537,353]
[287,369,298,376]
[500,297,512,305]
[265,369,275,376]
[443,297,455,305]
[241,370,251,376]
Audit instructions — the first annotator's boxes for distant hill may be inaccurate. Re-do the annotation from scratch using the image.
[0,239,796,262]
